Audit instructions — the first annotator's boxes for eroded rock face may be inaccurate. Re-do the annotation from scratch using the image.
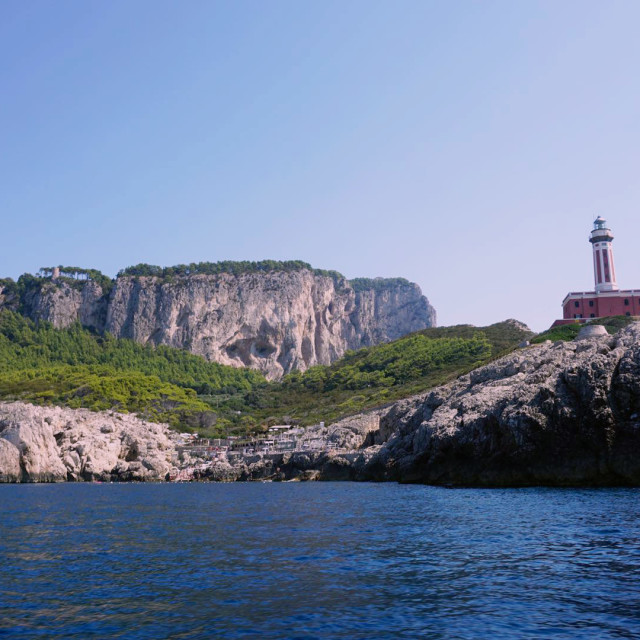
[358,322,640,486]
[178,412,384,482]
[0,402,179,482]
[0,438,22,482]
[21,281,107,331]
[0,284,18,314]
[351,283,436,346]
[15,271,436,378]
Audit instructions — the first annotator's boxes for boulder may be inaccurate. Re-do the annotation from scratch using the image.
[0,403,179,482]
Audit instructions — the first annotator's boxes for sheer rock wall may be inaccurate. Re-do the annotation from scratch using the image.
[6,270,436,378]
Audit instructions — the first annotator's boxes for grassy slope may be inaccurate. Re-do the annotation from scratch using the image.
[0,312,534,435]
[530,316,637,344]
[240,321,534,427]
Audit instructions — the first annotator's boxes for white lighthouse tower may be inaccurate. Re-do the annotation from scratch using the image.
[589,216,618,293]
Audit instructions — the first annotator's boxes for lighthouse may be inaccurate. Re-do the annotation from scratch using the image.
[589,216,618,293]
[554,218,640,325]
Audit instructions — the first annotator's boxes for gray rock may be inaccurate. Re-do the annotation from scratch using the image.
[0,403,180,482]
[0,439,21,482]
[16,271,436,379]
[576,324,609,340]
[0,412,68,482]
[357,321,640,486]
[21,280,107,331]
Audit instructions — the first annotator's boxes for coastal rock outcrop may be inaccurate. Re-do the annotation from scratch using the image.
[357,322,640,486]
[0,402,179,482]
[8,270,435,378]
[190,450,378,483]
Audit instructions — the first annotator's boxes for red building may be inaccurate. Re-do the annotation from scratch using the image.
[554,217,640,326]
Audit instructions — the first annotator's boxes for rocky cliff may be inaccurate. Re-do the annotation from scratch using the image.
[0,401,383,483]
[0,402,179,482]
[3,269,436,378]
[355,321,640,486]
[20,279,107,332]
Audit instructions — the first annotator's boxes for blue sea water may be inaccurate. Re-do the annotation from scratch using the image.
[0,484,639,640]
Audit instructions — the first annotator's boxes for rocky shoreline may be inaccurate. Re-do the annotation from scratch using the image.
[0,403,180,483]
[363,321,640,486]
[2,321,640,486]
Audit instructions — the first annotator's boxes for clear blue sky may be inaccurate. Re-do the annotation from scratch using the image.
[1,0,639,332]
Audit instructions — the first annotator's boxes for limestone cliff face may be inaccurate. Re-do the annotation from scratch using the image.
[9,270,436,378]
[20,280,107,331]
[351,281,436,346]
[103,272,435,378]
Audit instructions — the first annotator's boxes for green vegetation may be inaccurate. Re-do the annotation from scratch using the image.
[236,321,533,426]
[1,274,51,312]
[39,265,114,293]
[0,268,114,304]
[4,262,418,304]
[0,311,264,433]
[0,365,213,427]
[530,323,583,343]
[349,277,412,292]
[0,310,533,435]
[0,311,262,391]
[118,260,346,283]
[0,274,38,301]
[0,278,17,296]
[531,316,637,344]
[117,261,409,290]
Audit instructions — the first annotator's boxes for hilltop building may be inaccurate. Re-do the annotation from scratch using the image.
[553,217,640,326]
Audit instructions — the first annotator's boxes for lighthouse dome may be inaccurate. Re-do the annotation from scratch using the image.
[594,216,607,230]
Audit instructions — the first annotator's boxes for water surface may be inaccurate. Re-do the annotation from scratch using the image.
[1,483,639,639]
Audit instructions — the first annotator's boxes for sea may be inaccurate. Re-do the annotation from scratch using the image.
[1,483,639,639]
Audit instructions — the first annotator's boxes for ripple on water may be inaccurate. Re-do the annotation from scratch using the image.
[0,484,639,639]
